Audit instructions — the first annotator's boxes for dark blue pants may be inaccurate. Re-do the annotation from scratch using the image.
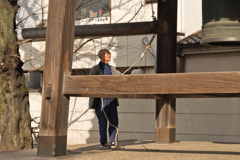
[95,99,118,144]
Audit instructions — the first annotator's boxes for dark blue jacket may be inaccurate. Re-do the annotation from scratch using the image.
[88,62,121,109]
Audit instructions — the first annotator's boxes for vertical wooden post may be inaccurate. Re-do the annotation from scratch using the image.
[37,0,76,157]
[155,0,177,143]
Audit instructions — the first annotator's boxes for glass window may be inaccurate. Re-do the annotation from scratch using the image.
[76,0,110,20]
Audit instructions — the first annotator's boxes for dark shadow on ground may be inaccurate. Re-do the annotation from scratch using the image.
[66,140,240,157]
[119,149,240,156]
[67,139,153,154]
[213,142,240,145]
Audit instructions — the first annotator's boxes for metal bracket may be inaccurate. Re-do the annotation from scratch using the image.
[45,84,52,99]
[151,18,158,34]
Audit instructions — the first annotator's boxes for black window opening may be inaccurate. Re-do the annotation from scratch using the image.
[76,0,110,20]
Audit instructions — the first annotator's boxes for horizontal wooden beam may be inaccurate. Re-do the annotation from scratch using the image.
[22,21,185,39]
[145,0,158,3]
[63,71,240,99]
[173,93,240,98]
[67,93,240,99]
[79,94,162,99]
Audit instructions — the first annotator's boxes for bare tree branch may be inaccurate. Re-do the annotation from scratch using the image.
[74,38,94,54]
[19,1,145,71]
[17,39,32,45]
[116,2,142,23]
[16,6,47,26]
[77,0,102,11]
[128,3,143,23]
[28,65,44,72]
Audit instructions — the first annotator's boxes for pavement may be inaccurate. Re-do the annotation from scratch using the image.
[0,140,240,160]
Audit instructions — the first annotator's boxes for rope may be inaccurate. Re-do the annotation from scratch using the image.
[121,45,149,75]
[121,35,156,150]
[99,34,155,148]
[83,0,171,149]
[74,1,172,149]
[101,98,119,147]
[121,34,155,75]
[132,54,149,150]
[151,0,156,20]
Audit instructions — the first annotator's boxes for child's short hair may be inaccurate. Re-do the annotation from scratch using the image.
[98,49,111,58]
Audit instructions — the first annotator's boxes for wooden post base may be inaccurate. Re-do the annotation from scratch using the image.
[155,128,175,144]
[37,136,67,157]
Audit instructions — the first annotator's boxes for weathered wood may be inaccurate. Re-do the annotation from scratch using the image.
[70,93,240,99]
[79,94,162,99]
[156,0,177,144]
[62,72,240,97]
[174,93,240,98]
[37,0,76,157]
[21,21,185,39]
[156,95,176,143]
[145,0,158,3]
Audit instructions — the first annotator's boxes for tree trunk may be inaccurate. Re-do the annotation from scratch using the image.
[0,0,32,151]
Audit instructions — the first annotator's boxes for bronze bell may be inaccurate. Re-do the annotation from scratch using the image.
[201,0,240,45]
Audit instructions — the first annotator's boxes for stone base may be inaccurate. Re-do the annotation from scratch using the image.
[155,128,175,144]
[37,135,67,157]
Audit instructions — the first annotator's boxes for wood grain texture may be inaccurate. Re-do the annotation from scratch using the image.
[40,0,76,137]
[38,0,76,157]
[145,0,158,3]
[156,0,177,143]
[63,71,240,97]
[156,95,176,128]
[21,22,186,39]
[79,94,162,99]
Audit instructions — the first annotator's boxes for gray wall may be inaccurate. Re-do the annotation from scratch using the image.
[176,48,240,143]
[25,72,42,88]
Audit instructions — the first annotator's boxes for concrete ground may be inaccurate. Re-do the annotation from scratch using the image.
[0,140,240,160]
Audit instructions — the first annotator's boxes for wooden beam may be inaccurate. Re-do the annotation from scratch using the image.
[156,95,176,143]
[78,94,162,99]
[145,0,158,3]
[21,21,185,39]
[66,93,240,99]
[174,93,240,98]
[156,0,177,144]
[37,0,76,157]
[62,71,240,97]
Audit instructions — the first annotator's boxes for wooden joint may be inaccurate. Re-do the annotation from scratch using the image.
[64,72,71,77]
[45,84,52,99]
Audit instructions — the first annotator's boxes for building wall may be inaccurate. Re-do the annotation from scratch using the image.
[19,0,202,71]
[17,0,204,145]
[176,47,240,143]
[181,0,202,36]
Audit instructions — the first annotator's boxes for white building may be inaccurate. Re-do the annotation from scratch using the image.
[18,0,240,145]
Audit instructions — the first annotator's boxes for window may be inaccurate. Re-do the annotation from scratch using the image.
[76,0,110,22]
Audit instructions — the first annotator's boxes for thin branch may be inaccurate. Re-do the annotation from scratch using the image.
[77,0,101,11]
[115,2,142,23]
[24,53,44,63]
[16,6,47,26]
[74,38,94,54]
[74,2,144,50]
[28,66,44,72]
[76,0,87,11]
[20,1,144,72]
[17,39,32,45]
[128,3,143,23]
